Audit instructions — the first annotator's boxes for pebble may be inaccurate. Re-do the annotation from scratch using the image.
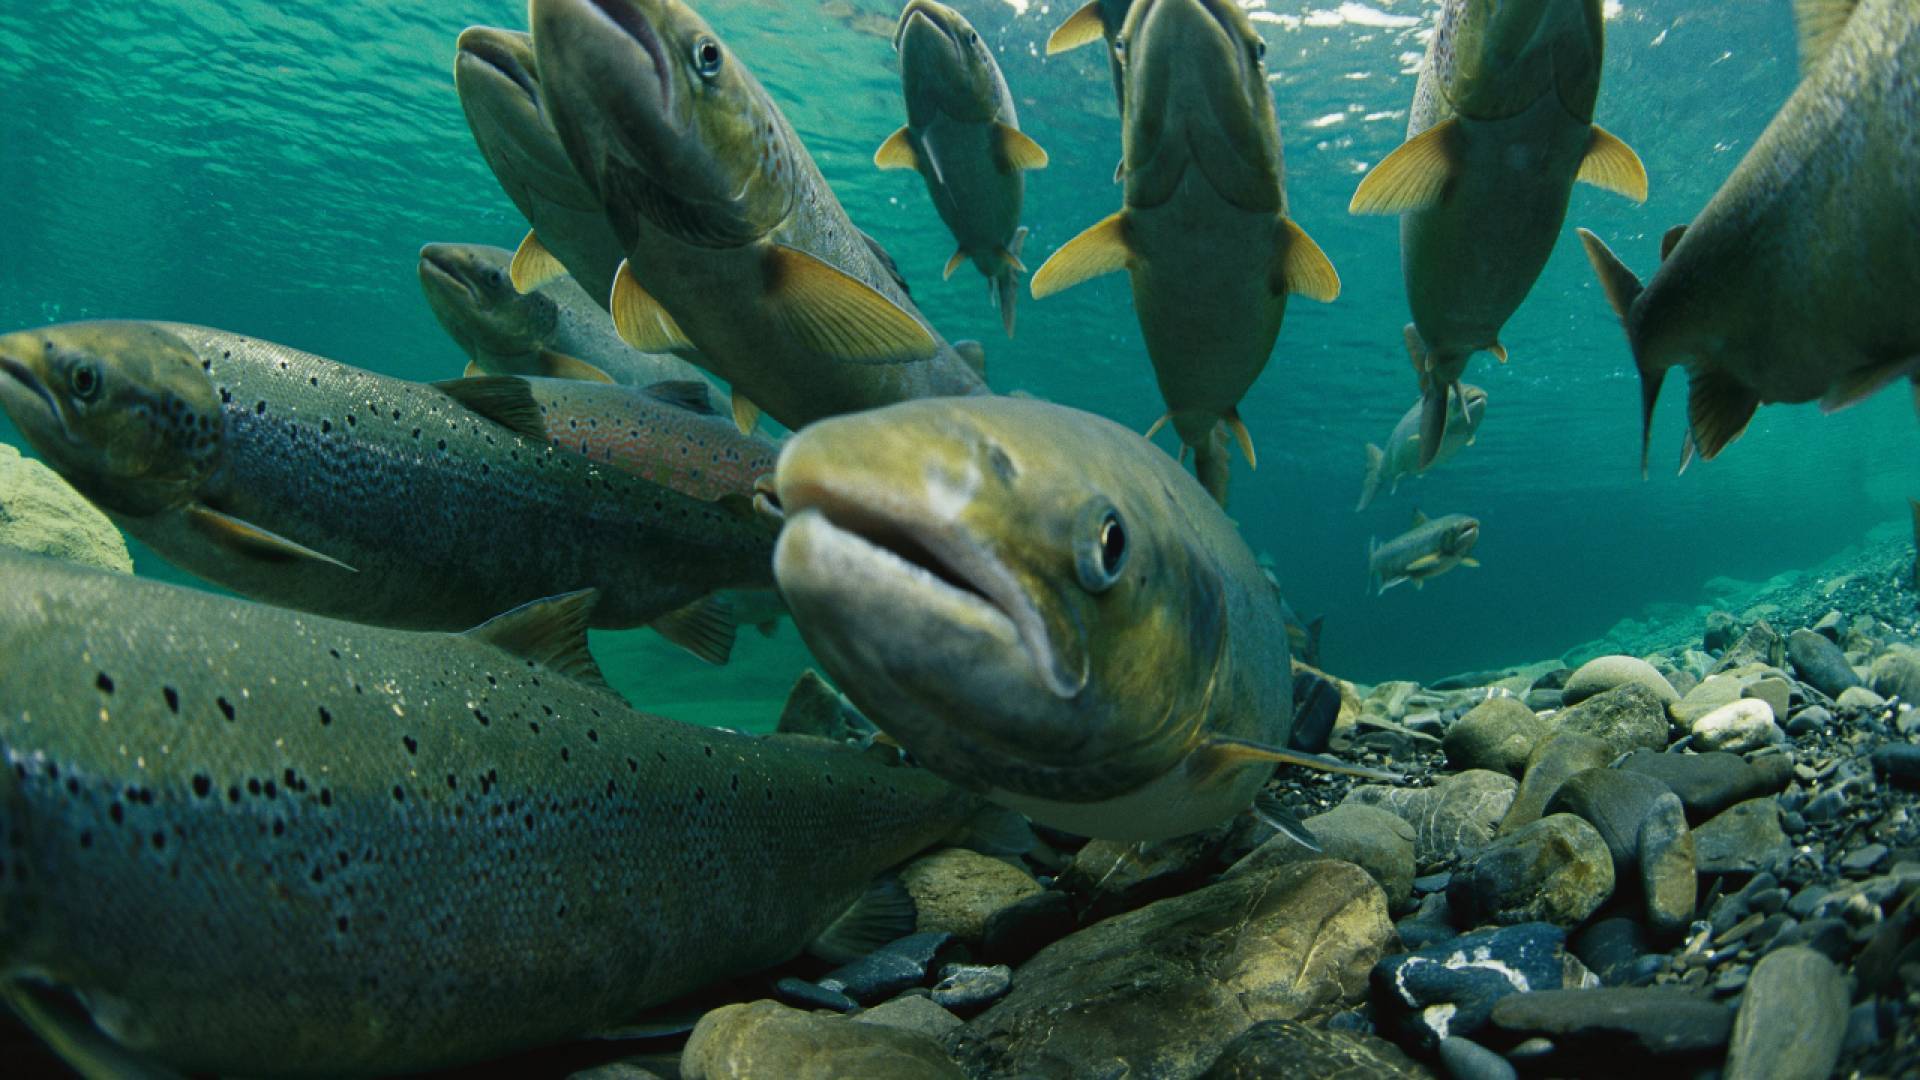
[1724,947,1848,1080]
[1543,768,1673,870]
[1784,705,1831,737]
[852,994,963,1039]
[1835,685,1887,713]
[929,963,1010,1012]
[1562,655,1679,707]
[1436,1036,1517,1080]
[980,888,1076,966]
[1786,628,1863,697]
[1670,673,1751,727]
[1500,732,1614,835]
[1869,648,1920,706]
[1229,803,1416,913]
[1345,770,1518,872]
[1636,794,1698,937]
[1840,842,1889,875]
[1691,698,1784,753]
[898,848,1042,944]
[1448,814,1615,927]
[1704,611,1741,652]
[681,1000,964,1080]
[1741,677,1793,720]
[1488,986,1733,1064]
[818,932,952,1005]
[1712,620,1783,674]
[1616,749,1793,824]
[1571,917,1651,986]
[1765,918,1850,965]
[1871,743,1920,791]
[1693,798,1790,876]
[1554,683,1673,757]
[1443,696,1550,777]
[1394,891,1458,951]
[1371,922,1566,1049]
[1199,1019,1428,1079]
[773,976,857,1013]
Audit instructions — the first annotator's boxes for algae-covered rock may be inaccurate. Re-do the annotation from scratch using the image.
[1444,696,1550,776]
[1563,656,1678,707]
[1555,684,1671,757]
[946,860,1393,1080]
[0,443,131,573]
[1199,1020,1426,1079]
[899,848,1042,944]
[1449,814,1615,927]
[683,999,964,1079]
[1228,803,1415,913]
[1345,769,1517,871]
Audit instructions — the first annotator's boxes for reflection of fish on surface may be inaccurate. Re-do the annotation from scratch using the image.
[0,552,993,1077]
[1578,0,1920,470]
[1032,0,1338,508]
[769,396,1390,845]
[877,0,1047,338]
[1357,382,1488,511]
[0,322,772,663]
[530,0,989,437]
[1369,510,1482,594]
[1351,0,1645,468]
[418,242,711,388]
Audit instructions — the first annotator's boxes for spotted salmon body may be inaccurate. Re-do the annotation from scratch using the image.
[523,376,778,502]
[0,552,983,1076]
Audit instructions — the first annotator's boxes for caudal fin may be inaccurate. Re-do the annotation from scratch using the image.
[1417,380,1450,470]
[1575,227,1662,477]
[1192,425,1232,508]
[1357,443,1385,511]
[993,227,1028,338]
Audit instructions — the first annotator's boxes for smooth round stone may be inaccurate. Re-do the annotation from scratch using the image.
[930,963,1011,1012]
[1704,611,1741,653]
[1670,674,1750,727]
[1489,987,1733,1062]
[1371,923,1566,1049]
[1636,794,1697,938]
[1344,770,1518,873]
[1617,749,1789,824]
[818,932,953,1005]
[1199,1019,1429,1079]
[774,977,857,1013]
[1786,629,1862,697]
[852,994,963,1039]
[1741,678,1792,720]
[1691,699,1783,754]
[1869,648,1920,706]
[1835,685,1886,713]
[1444,697,1551,777]
[1571,917,1651,986]
[1229,803,1416,913]
[1448,814,1615,928]
[1563,656,1679,707]
[1784,705,1831,737]
[1724,946,1848,1080]
[1693,798,1790,876]
[1871,744,1920,791]
[1544,768,1673,870]
[1437,1037,1517,1080]
[1555,684,1671,757]
[899,848,1042,944]
[1500,733,1614,835]
[682,1000,964,1080]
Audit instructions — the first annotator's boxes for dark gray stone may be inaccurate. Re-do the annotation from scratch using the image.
[1617,749,1790,824]
[1712,620,1783,674]
[1704,611,1741,652]
[1489,987,1733,1063]
[1869,649,1920,706]
[1872,744,1920,791]
[1448,814,1615,928]
[1372,923,1566,1050]
[930,964,1011,1013]
[1636,794,1697,937]
[1290,667,1342,753]
[1784,705,1831,737]
[1544,768,1674,870]
[774,976,858,1013]
[1437,1036,1517,1080]
[1394,891,1458,952]
[1693,799,1790,876]
[1199,1020,1428,1079]
[1788,628,1862,697]
[820,932,953,1004]
[1841,843,1890,875]
[1765,918,1850,965]
[981,889,1076,966]
[1230,803,1416,913]
[1571,917,1651,986]
[1501,733,1614,835]
[1724,947,1848,1080]
[1554,684,1672,757]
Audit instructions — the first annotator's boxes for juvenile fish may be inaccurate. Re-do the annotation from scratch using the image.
[419,242,710,387]
[1577,0,1920,468]
[0,552,985,1076]
[454,26,628,307]
[769,396,1385,843]
[1368,510,1482,594]
[1032,0,1339,507]
[1357,382,1488,511]
[0,322,771,663]
[876,0,1047,337]
[1350,0,1645,466]
[530,0,990,435]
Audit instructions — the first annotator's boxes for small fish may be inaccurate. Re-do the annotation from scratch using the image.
[1031,0,1339,507]
[1350,0,1645,467]
[1368,509,1482,594]
[453,26,628,307]
[1044,0,1131,118]
[418,242,710,387]
[768,396,1387,843]
[0,551,990,1075]
[1577,0,1920,469]
[529,0,989,436]
[1910,498,1919,592]
[0,321,772,663]
[876,0,1047,337]
[1357,382,1488,511]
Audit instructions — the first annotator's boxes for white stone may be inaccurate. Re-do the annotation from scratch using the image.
[1692,699,1783,753]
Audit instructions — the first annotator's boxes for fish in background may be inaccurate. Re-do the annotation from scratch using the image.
[1045,0,1131,119]
[419,242,713,389]
[453,26,629,308]
[1350,0,1645,467]
[876,0,1048,338]
[1369,510,1481,594]
[0,322,772,663]
[1257,551,1324,668]
[768,396,1388,843]
[1577,0,1920,470]
[1911,498,1919,592]
[529,0,990,436]
[1357,381,1489,511]
[0,552,995,1076]
[1031,0,1339,508]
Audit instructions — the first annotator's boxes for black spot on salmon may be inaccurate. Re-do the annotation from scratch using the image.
[392,786,405,803]
[78,831,92,849]
[320,420,331,434]
[95,672,113,693]
[228,786,241,803]
[192,775,211,798]
[403,736,418,755]
[109,802,124,825]
[217,696,235,721]
[247,779,261,796]
[163,686,179,713]
[151,832,165,850]
[318,706,332,726]
[320,789,333,807]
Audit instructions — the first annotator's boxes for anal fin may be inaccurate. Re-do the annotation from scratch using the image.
[1273,218,1340,302]
[649,593,737,666]
[1686,365,1760,461]
[611,260,697,354]
[185,504,356,572]
[1819,355,1920,413]
[874,126,919,171]
[807,877,917,964]
[1225,407,1256,468]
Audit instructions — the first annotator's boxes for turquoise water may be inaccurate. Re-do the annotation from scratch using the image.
[2,0,1915,709]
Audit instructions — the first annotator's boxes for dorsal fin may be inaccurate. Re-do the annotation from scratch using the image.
[1411,508,1428,527]
[1793,0,1859,74]
[433,375,548,443]
[465,589,609,688]
[642,379,718,415]
[1660,224,1688,262]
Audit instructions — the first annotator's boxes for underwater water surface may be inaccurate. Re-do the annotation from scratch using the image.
[2,0,1915,712]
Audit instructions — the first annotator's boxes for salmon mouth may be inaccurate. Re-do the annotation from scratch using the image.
[0,353,68,439]
[417,249,479,305]
[587,0,673,110]
[456,30,540,105]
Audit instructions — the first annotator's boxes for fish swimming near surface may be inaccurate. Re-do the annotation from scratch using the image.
[1031,0,1339,508]
[0,321,772,663]
[454,26,629,308]
[1369,510,1482,594]
[418,242,711,388]
[529,0,990,436]
[766,396,1387,843]
[1045,0,1131,118]
[500,374,778,503]
[1349,0,1646,467]
[0,551,992,1076]
[876,0,1048,338]
[1576,0,1920,470]
[1357,382,1488,511]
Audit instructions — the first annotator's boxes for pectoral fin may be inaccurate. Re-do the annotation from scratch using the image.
[1660,224,1688,261]
[1686,365,1760,461]
[536,350,614,384]
[1460,557,1481,568]
[185,505,355,572]
[1252,790,1321,853]
[763,245,936,363]
[1405,553,1442,570]
[611,260,696,354]
[874,126,919,171]
[1046,0,1106,53]
[1144,412,1171,440]
[1348,119,1458,215]
[649,593,737,667]
[465,589,609,688]
[730,392,762,436]
[1225,407,1257,469]
[993,123,1050,172]
[1203,734,1403,782]
[1410,509,1429,527]
[807,877,918,963]
[1030,210,1133,299]
[642,379,718,415]
[3,980,186,1080]
[1577,125,1649,203]
[462,359,485,378]
[1488,341,1508,364]
[433,375,548,442]
[509,230,568,293]
[1273,218,1341,302]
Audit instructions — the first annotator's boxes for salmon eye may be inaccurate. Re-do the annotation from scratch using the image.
[1076,504,1129,593]
[69,360,102,402]
[1254,38,1267,62]
[693,37,722,78]
[1099,513,1127,575]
